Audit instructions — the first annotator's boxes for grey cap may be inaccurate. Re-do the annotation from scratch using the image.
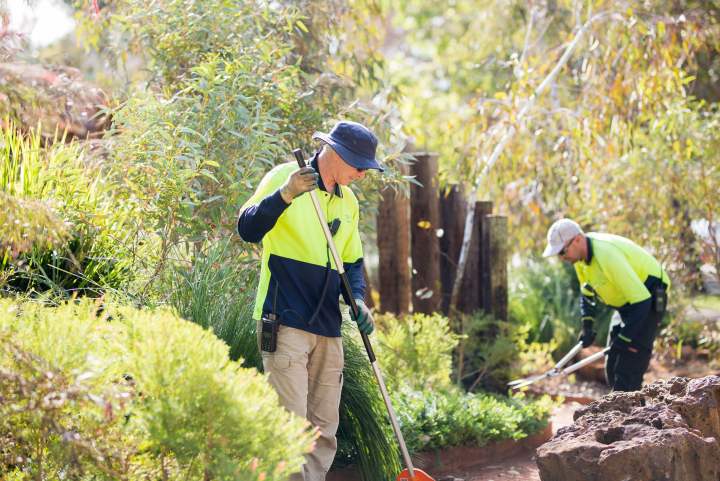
[542,218,584,257]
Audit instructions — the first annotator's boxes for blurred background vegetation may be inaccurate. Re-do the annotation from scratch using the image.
[1,0,720,480]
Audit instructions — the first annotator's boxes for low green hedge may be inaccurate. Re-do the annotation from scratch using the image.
[393,387,554,453]
[0,299,313,481]
[374,311,555,454]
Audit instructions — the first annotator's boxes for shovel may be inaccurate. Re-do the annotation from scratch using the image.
[293,149,435,481]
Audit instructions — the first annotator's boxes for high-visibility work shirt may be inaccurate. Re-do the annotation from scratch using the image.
[237,154,365,337]
[574,233,670,309]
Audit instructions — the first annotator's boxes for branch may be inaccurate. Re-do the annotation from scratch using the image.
[448,11,622,314]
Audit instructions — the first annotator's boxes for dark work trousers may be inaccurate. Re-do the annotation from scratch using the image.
[605,287,665,391]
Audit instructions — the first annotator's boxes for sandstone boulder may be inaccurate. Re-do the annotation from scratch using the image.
[536,375,720,481]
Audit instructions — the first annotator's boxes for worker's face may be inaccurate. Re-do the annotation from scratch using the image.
[558,234,582,263]
[334,152,367,185]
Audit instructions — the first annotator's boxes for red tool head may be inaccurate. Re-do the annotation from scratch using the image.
[396,468,436,481]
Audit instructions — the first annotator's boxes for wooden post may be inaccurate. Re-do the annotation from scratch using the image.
[439,185,466,314]
[481,215,508,321]
[377,182,411,314]
[410,152,441,314]
[475,201,493,312]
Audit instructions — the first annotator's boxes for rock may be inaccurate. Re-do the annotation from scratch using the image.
[536,375,720,481]
[0,62,111,141]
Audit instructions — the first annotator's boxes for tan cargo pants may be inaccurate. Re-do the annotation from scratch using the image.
[259,323,344,481]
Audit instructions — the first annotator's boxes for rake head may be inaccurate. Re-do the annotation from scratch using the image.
[396,468,436,481]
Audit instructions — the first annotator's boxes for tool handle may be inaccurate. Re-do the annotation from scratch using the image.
[554,342,583,370]
[561,347,610,376]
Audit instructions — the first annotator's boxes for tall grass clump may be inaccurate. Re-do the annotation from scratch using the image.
[0,121,137,297]
[164,239,260,366]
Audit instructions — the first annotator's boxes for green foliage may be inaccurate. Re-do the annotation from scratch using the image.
[456,311,528,392]
[0,192,67,260]
[335,323,402,481]
[375,312,460,391]
[393,386,555,453]
[509,256,613,355]
[659,295,720,358]
[0,122,137,297]
[164,239,260,366]
[0,299,313,481]
[97,0,408,294]
[384,1,720,292]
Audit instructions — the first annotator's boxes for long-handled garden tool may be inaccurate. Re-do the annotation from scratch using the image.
[293,149,435,481]
[507,342,610,391]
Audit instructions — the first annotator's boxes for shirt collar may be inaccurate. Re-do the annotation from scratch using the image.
[585,236,594,264]
[311,151,342,198]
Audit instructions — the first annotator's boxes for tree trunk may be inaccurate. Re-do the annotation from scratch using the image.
[410,152,441,314]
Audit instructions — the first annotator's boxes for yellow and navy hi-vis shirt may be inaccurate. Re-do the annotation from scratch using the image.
[237,153,365,338]
[574,233,670,345]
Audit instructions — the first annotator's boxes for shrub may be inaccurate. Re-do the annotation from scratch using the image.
[393,386,555,453]
[375,312,460,391]
[0,299,313,481]
[456,311,529,392]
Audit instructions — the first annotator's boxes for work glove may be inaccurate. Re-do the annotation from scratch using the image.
[280,166,319,204]
[578,317,596,348]
[353,298,374,335]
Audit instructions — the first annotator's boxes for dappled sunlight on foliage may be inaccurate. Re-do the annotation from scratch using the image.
[0,298,314,481]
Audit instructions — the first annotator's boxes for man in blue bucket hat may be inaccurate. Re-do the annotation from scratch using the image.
[238,120,383,481]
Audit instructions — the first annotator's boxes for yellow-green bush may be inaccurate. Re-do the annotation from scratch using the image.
[375,312,460,391]
[0,299,313,480]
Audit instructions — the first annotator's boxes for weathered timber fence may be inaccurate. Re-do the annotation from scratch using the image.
[409,152,441,314]
[376,163,411,314]
[376,153,508,321]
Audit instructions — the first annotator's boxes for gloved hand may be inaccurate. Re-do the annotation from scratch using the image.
[353,298,374,335]
[578,317,596,348]
[280,166,319,203]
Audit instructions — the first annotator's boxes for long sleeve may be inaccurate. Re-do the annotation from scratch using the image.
[237,189,289,243]
[344,258,366,301]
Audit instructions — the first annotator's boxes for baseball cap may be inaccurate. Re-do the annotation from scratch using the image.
[542,218,584,257]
